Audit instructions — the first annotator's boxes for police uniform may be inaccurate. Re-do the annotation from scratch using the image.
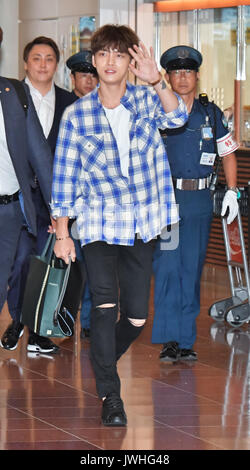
[66,50,97,97]
[152,46,238,357]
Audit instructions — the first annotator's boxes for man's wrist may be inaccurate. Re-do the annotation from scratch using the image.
[149,73,162,86]
[228,186,241,199]
[56,235,70,241]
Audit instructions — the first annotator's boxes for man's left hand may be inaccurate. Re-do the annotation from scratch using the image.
[221,189,239,224]
[128,41,160,85]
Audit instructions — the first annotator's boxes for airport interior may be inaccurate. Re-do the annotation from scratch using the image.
[0,0,250,452]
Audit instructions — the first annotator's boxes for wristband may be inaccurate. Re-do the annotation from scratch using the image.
[228,187,241,199]
[149,73,162,86]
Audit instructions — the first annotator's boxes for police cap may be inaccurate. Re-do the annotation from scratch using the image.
[66,50,97,75]
[160,45,202,72]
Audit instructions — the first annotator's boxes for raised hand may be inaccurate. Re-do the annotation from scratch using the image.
[128,41,161,85]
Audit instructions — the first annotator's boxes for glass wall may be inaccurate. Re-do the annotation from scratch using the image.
[199,8,236,111]
[154,5,250,147]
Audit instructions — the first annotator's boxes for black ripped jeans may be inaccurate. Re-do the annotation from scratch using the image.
[82,238,155,398]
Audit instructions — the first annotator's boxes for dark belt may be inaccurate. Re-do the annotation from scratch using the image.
[173,176,211,191]
[0,190,19,205]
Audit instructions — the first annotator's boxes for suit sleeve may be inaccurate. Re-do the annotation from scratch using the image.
[24,83,53,209]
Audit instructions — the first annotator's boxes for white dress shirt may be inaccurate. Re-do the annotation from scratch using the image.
[25,77,55,138]
[0,100,20,195]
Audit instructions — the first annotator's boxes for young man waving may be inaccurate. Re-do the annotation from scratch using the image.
[51,24,188,427]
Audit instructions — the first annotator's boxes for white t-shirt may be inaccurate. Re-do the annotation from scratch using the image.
[104,103,130,178]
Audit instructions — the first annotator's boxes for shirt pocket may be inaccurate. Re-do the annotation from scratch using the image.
[135,117,155,154]
[80,134,107,176]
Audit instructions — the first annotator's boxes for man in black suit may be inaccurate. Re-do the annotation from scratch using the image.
[0,75,53,320]
[0,36,77,353]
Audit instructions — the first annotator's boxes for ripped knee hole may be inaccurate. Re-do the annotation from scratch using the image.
[128,318,146,327]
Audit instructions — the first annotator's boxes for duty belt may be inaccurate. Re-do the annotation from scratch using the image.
[0,190,19,205]
[173,176,211,191]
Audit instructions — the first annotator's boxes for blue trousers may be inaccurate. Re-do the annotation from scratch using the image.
[152,189,213,349]
[0,200,24,313]
[7,187,49,321]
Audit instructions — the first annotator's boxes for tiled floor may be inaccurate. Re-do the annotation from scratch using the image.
[0,263,250,450]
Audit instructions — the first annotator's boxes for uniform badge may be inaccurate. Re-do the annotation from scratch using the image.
[201,126,213,140]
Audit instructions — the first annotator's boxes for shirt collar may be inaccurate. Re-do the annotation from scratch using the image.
[25,76,55,100]
[121,82,137,114]
[93,81,137,114]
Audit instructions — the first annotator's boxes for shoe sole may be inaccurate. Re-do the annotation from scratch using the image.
[160,352,180,362]
[27,344,55,353]
[180,356,197,361]
[102,418,127,427]
[160,356,179,362]
[0,329,24,351]
[102,422,127,427]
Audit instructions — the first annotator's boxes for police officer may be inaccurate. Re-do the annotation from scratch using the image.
[152,45,239,362]
[66,50,98,98]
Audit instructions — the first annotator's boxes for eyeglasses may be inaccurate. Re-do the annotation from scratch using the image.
[168,69,196,76]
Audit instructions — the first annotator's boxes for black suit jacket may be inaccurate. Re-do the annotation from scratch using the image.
[0,77,53,236]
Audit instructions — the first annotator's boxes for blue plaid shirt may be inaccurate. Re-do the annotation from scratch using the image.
[51,82,188,246]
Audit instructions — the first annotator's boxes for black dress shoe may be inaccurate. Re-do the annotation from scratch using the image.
[80,327,90,339]
[159,341,180,362]
[102,392,127,427]
[180,348,197,361]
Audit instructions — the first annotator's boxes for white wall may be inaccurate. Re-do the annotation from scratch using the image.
[0,0,19,77]
[18,0,100,84]
[99,0,154,49]
[99,0,135,28]
[19,0,99,20]
[0,0,154,79]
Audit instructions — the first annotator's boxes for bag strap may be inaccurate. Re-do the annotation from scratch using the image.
[7,78,29,117]
[40,233,56,263]
[53,257,72,324]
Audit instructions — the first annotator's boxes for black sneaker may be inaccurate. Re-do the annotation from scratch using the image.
[159,341,180,362]
[102,392,127,427]
[180,349,197,361]
[80,328,90,339]
[27,333,60,354]
[0,321,24,350]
